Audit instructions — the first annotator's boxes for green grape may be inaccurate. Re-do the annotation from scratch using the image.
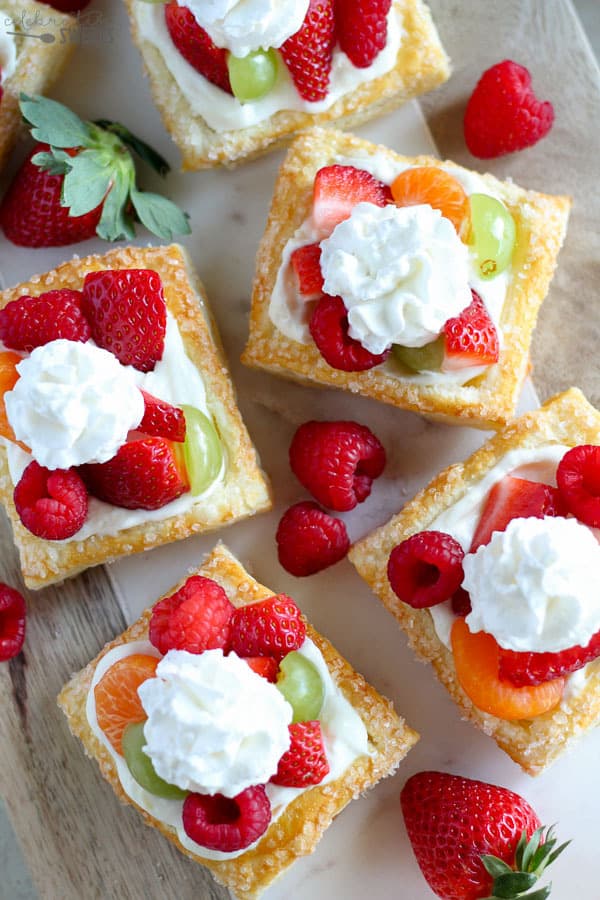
[122,722,187,799]
[181,404,223,496]
[228,49,278,103]
[469,193,516,280]
[276,651,325,724]
[392,337,445,372]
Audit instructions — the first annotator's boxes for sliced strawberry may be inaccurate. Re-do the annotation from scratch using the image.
[229,594,306,662]
[140,391,186,442]
[270,721,329,787]
[243,656,279,682]
[280,0,336,102]
[470,475,567,552]
[499,628,600,687]
[312,165,392,235]
[442,290,499,372]
[290,243,324,300]
[164,2,232,94]
[336,0,392,68]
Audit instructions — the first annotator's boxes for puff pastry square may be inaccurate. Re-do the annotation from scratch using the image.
[0,245,271,589]
[241,127,571,429]
[58,542,418,899]
[349,388,600,775]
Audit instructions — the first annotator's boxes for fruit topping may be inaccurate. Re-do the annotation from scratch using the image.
[139,391,186,443]
[182,785,271,852]
[401,770,568,900]
[336,0,392,68]
[0,351,24,446]
[289,419,386,511]
[94,654,158,754]
[230,594,306,662]
[149,575,234,656]
[271,721,329,787]
[450,617,564,720]
[464,60,555,159]
[309,294,390,372]
[0,290,91,352]
[391,337,445,373]
[387,531,465,609]
[556,444,600,527]
[14,461,88,540]
[290,243,324,300]
[498,628,600,687]
[276,650,325,723]
[228,49,278,102]
[442,290,499,372]
[81,436,188,511]
[469,193,517,279]
[390,166,470,239]
[82,269,167,373]
[451,587,472,617]
[280,0,336,102]
[122,721,187,799]
[179,405,223,496]
[243,656,279,682]
[164,2,232,94]
[0,584,26,662]
[312,164,392,235]
[276,500,350,576]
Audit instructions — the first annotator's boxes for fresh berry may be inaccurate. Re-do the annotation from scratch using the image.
[271,721,329,787]
[276,500,350,576]
[499,628,600,687]
[81,437,188,511]
[290,243,324,299]
[336,0,391,68]
[387,531,465,609]
[243,656,279,682]
[470,475,567,552]
[82,269,167,372]
[94,654,158,754]
[164,2,232,94]
[556,444,600,527]
[149,575,234,656]
[182,785,271,852]
[442,290,499,371]
[0,584,26,662]
[310,294,390,372]
[289,420,386,511]
[464,60,555,159]
[140,391,186,443]
[391,166,470,239]
[451,587,472,617]
[280,0,336,102]
[401,771,568,900]
[313,164,392,235]
[0,351,25,446]
[0,290,91,352]
[229,594,306,661]
[13,461,88,540]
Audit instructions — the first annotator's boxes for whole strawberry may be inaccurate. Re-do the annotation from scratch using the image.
[0,94,189,247]
[401,771,568,900]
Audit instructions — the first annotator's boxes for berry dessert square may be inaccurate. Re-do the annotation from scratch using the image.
[123,0,449,169]
[349,388,600,775]
[58,543,418,898]
[242,127,571,429]
[0,245,271,589]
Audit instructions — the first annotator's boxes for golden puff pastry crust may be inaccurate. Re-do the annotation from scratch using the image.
[241,127,571,430]
[123,0,450,169]
[349,388,600,776]
[0,245,271,589]
[58,542,419,899]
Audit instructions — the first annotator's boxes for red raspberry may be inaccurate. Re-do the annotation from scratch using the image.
[499,628,600,687]
[387,530,465,608]
[0,584,26,662]
[464,60,554,159]
[164,1,232,94]
[556,444,600,527]
[243,656,279,682]
[290,420,386,511]
[14,461,88,540]
[336,0,392,68]
[149,575,234,656]
[0,290,91,352]
[280,0,336,102]
[139,391,186,443]
[290,243,324,299]
[276,500,350,577]
[271,721,330,787]
[182,785,271,852]
[309,295,390,372]
[230,594,306,661]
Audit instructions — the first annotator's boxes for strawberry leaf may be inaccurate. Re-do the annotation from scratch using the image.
[19,93,91,149]
[492,872,537,897]
[129,187,191,240]
[30,150,71,176]
[97,171,135,242]
[94,120,170,176]
[61,151,113,216]
[481,856,513,878]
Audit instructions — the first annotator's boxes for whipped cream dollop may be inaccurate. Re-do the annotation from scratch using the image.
[182,0,309,56]
[463,516,600,653]
[138,649,293,797]
[5,339,144,470]
[320,203,472,355]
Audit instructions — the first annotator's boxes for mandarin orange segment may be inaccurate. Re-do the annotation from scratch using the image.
[94,653,159,754]
[450,617,564,720]
[390,166,470,240]
[0,351,22,444]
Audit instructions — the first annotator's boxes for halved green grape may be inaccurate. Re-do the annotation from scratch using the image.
[180,404,223,496]
[392,337,445,372]
[228,49,278,103]
[469,193,516,280]
[276,651,325,724]
[122,722,187,799]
